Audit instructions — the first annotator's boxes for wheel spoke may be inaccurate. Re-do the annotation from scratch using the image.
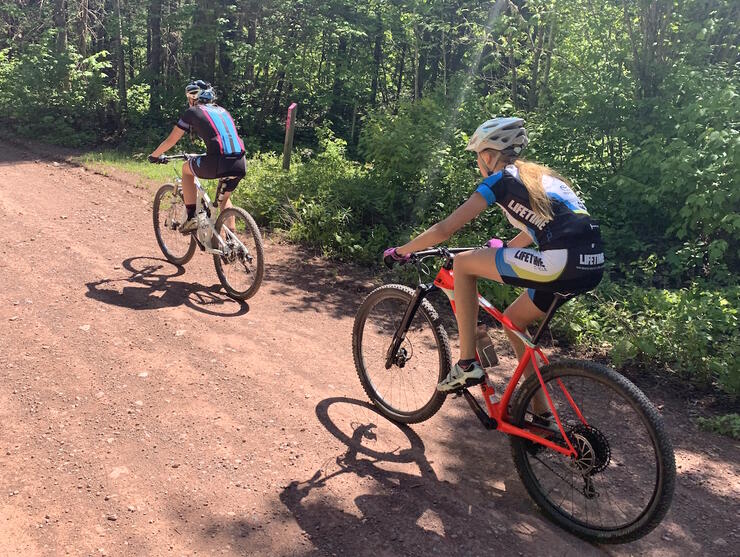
[510,363,674,540]
[354,286,449,423]
[154,185,194,263]
[214,208,263,299]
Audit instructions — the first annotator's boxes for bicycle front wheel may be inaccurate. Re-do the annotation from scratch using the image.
[352,284,451,424]
[213,207,264,300]
[509,359,675,543]
[153,184,196,265]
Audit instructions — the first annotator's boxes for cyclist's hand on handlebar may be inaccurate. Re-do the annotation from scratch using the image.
[383,247,411,269]
[148,155,166,164]
[485,237,506,249]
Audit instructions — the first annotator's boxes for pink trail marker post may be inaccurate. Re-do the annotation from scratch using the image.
[282,102,298,170]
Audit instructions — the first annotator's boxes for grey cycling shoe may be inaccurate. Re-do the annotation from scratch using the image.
[436,361,485,392]
[179,217,198,234]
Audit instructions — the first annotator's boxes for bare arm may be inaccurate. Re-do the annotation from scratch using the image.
[507,230,534,249]
[150,126,186,158]
[396,193,488,256]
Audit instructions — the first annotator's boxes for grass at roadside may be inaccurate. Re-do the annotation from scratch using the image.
[75,151,174,182]
[74,151,219,190]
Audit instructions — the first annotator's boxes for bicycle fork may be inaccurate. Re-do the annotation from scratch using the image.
[384,283,436,369]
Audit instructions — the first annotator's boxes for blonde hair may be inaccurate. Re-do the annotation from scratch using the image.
[485,150,570,221]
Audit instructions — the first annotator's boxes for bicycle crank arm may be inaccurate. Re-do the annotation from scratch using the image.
[462,389,497,429]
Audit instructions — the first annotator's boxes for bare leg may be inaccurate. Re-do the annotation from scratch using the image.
[452,249,503,360]
[181,162,196,206]
[504,293,548,413]
[219,190,236,233]
[454,250,549,413]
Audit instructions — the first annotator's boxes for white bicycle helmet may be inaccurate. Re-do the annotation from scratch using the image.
[466,117,528,155]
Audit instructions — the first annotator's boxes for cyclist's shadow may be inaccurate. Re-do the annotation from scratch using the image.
[85,256,249,317]
[279,397,523,556]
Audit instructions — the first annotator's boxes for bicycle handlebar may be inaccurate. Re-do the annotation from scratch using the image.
[401,246,481,274]
[160,153,206,161]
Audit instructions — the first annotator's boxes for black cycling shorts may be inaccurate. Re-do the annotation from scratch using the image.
[189,154,246,192]
[493,241,604,312]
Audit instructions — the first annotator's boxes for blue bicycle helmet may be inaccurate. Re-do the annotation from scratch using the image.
[185,80,215,104]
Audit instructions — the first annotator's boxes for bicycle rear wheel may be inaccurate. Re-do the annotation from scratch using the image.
[153,184,196,265]
[509,359,675,543]
[213,206,264,300]
[352,284,450,424]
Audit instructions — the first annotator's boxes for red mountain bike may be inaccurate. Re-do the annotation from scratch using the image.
[352,247,675,544]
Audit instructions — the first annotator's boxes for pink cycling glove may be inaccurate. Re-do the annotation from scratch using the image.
[383,247,411,269]
[485,238,506,249]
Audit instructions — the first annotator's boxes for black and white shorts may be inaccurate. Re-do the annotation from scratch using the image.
[494,241,604,312]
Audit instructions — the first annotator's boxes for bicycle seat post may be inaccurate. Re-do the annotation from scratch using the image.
[214,180,224,208]
[531,293,566,345]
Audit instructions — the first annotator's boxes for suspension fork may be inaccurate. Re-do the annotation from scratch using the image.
[384,283,436,369]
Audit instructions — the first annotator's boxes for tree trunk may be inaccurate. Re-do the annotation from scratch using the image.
[413,24,420,101]
[330,34,348,126]
[441,28,447,97]
[370,15,382,106]
[623,0,673,99]
[528,22,544,110]
[218,0,238,101]
[115,0,127,124]
[394,42,406,110]
[77,0,88,56]
[192,0,217,82]
[148,0,162,116]
[124,0,134,80]
[509,32,517,108]
[53,0,67,52]
[244,2,257,87]
[350,99,358,144]
[542,20,555,98]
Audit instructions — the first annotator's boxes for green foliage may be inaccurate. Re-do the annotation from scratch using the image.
[0,35,115,146]
[599,64,740,287]
[697,414,740,440]
[3,0,738,397]
[553,283,740,395]
[233,130,392,262]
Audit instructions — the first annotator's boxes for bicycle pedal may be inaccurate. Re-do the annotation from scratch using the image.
[451,387,469,398]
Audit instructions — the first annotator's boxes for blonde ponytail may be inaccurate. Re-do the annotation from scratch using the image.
[511,159,572,222]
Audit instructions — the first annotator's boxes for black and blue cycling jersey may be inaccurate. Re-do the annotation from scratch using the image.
[475,165,598,250]
[176,104,245,156]
[475,165,604,312]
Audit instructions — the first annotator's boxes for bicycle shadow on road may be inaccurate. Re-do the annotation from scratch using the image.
[84,256,249,317]
[276,397,597,556]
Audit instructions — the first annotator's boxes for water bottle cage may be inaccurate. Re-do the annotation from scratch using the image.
[476,328,499,368]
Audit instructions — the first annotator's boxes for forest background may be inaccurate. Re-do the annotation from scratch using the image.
[0,0,737,426]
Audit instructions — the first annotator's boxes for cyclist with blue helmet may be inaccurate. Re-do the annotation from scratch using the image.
[149,80,246,232]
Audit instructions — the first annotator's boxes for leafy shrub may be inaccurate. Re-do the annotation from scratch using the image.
[697,414,740,440]
[233,130,392,262]
[0,35,115,145]
[553,283,740,395]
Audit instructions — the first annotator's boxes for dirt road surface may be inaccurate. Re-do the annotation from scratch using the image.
[0,144,738,556]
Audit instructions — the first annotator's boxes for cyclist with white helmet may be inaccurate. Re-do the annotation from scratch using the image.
[384,117,604,396]
[149,80,246,232]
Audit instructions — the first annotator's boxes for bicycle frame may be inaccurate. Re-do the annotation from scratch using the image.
[390,249,588,459]
[165,154,238,256]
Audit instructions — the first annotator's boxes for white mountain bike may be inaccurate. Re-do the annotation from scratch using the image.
[152,153,264,300]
